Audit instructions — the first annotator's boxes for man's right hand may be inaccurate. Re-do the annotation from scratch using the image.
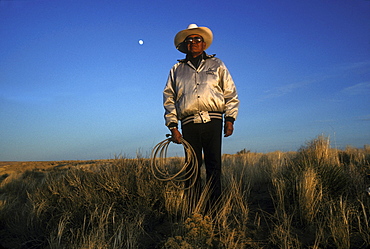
[170,128,182,144]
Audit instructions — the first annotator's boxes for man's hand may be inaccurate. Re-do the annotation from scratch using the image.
[170,128,182,144]
[224,121,234,137]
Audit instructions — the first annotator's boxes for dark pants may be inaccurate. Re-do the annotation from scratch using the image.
[182,119,222,210]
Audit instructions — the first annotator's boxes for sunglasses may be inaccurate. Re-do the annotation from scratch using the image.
[184,37,204,43]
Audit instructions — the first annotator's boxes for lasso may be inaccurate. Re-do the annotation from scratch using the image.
[150,135,198,190]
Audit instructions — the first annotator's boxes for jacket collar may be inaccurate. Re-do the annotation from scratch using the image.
[178,52,216,63]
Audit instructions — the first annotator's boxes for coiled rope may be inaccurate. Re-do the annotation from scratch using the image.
[150,135,198,190]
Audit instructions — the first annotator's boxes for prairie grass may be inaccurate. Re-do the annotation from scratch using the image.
[0,135,369,248]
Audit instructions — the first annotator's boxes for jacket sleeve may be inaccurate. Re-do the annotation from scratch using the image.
[220,62,239,121]
[163,67,179,127]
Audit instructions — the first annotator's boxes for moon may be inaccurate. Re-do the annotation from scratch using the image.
[138,39,144,45]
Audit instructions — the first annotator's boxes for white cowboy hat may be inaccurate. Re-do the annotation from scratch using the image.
[174,24,213,53]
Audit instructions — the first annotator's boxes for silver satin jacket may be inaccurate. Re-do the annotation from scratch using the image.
[163,54,239,127]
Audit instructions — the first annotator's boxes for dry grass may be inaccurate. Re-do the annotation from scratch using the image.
[296,167,322,225]
[0,135,369,248]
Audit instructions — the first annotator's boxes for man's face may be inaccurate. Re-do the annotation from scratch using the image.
[185,34,206,57]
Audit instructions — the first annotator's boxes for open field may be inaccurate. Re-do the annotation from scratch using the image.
[1,136,369,248]
[0,160,115,176]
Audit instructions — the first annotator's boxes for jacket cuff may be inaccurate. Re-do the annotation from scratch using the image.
[225,117,235,124]
[167,122,178,129]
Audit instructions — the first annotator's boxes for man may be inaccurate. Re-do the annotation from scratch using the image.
[163,24,239,210]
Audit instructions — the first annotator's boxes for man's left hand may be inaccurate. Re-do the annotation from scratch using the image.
[224,121,234,137]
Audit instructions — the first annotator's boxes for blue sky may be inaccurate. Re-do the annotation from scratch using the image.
[1,0,369,161]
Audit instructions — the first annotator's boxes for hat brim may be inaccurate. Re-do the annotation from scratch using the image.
[174,26,213,53]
